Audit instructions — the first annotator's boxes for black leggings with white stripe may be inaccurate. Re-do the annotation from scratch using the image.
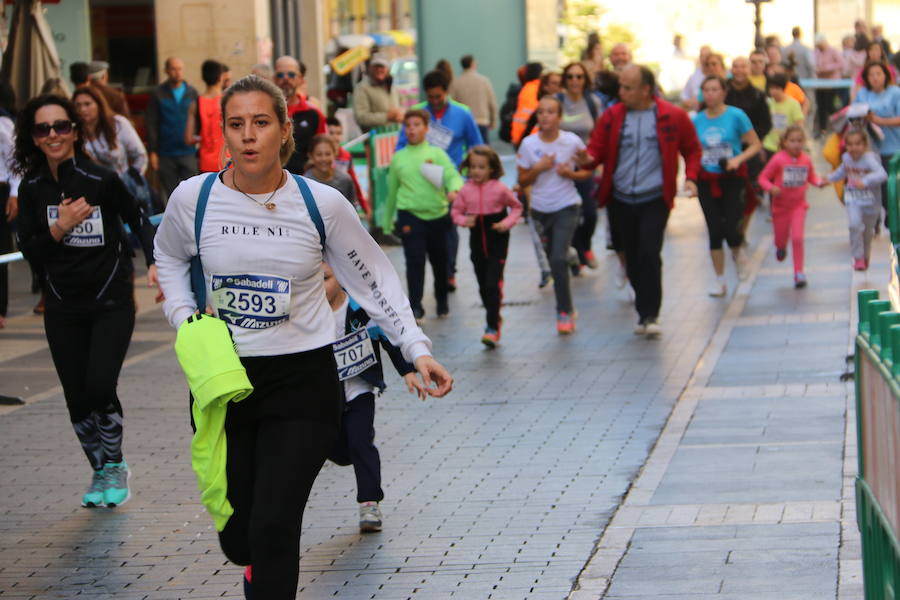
[44,303,135,470]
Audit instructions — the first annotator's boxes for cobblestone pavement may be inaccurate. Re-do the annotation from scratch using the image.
[0,170,863,598]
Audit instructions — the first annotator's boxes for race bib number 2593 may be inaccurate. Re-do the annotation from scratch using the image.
[210,273,291,329]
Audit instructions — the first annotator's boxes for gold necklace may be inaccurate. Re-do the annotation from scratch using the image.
[232,170,284,211]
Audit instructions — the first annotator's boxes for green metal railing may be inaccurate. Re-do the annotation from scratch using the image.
[888,153,900,246]
[855,289,900,600]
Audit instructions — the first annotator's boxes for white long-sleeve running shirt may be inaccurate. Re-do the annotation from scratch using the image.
[154,171,432,362]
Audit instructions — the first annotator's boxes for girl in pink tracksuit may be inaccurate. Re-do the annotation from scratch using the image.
[758,125,823,288]
[452,145,523,347]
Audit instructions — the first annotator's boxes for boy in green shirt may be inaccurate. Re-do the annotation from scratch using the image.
[763,74,804,153]
[383,109,463,321]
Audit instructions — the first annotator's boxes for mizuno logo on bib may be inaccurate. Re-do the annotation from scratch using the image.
[210,273,291,329]
[333,327,377,381]
[47,205,104,247]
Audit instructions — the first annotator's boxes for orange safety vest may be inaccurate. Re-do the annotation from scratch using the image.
[198,95,225,172]
[510,79,541,145]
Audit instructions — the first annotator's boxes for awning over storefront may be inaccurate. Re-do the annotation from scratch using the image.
[0,0,62,101]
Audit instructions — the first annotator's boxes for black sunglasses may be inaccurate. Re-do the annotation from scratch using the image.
[33,119,74,138]
[275,71,297,79]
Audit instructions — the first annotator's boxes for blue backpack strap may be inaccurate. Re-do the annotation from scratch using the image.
[291,174,326,252]
[190,172,219,311]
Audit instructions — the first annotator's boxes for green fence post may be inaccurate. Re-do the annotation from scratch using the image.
[879,313,900,362]
[868,300,893,348]
[891,325,900,378]
[888,153,900,246]
[859,290,879,335]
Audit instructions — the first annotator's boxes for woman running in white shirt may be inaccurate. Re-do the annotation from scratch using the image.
[154,75,453,599]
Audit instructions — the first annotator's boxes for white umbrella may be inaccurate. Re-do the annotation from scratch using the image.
[0,0,62,101]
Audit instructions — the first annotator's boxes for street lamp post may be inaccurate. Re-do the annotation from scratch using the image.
[746,0,773,50]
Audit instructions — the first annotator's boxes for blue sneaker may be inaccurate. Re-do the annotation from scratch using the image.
[82,468,105,507]
[103,461,131,507]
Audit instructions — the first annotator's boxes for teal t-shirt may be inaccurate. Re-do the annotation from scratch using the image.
[692,106,753,173]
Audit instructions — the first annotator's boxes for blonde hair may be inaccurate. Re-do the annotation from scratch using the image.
[220,75,295,165]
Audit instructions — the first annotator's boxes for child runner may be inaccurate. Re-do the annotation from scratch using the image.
[757,125,823,288]
[304,134,358,210]
[451,145,523,347]
[824,129,887,270]
[517,96,592,334]
[383,109,463,321]
[322,263,424,532]
[762,74,804,156]
[326,116,370,220]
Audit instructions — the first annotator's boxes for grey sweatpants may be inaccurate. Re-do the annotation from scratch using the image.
[847,202,880,262]
[533,204,580,314]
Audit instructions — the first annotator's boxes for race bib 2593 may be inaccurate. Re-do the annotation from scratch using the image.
[210,273,291,329]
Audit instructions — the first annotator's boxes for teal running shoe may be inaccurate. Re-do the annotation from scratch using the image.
[103,461,131,507]
[81,468,105,507]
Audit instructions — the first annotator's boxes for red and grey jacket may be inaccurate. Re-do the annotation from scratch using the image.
[585,97,702,209]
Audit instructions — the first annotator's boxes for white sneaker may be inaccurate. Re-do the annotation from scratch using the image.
[633,321,647,335]
[644,319,662,338]
[709,277,727,297]
[734,250,750,281]
[359,501,382,533]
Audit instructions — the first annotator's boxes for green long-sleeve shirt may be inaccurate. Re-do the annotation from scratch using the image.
[382,141,464,234]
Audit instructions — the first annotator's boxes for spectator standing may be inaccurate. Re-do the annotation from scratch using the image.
[814,34,845,133]
[579,65,702,337]
[274,55,327,174]
[844,35,867,78]
[352,56,404,133]
[145,57,199,202]
[855,19,871,52]
[873,25,892,60]
[783,27,816,80]
[88,61,131,121]
[184,59,228,173]
[0,81,17,330]
[609,44,633,73]
[449,55,497,143]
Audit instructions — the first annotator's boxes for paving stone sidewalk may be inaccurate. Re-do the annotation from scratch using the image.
[570,170,869,599]
[0,171,863,599]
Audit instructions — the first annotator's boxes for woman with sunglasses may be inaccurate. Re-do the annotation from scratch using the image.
[154,75,453,598]
[13,95,158,508]
[559,62,603,272]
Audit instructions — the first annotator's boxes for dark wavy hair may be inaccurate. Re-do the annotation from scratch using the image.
[72,85,118,150]
[13,95,85,176]
[862,61,895,90]
[461,144,504,179]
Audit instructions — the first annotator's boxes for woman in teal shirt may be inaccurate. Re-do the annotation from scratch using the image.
[856,61,900,225]
[692,75,762,297]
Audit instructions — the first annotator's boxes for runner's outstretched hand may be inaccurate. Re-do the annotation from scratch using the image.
[413,356,453,398]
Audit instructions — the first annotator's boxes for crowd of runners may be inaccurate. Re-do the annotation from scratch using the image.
[0,16,898,600]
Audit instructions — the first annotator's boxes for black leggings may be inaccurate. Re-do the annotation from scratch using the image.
[217,347,341,599]
[0,183,11,317]
[469,212,509,330]
[44,304,135,469]
[698,175,746,250]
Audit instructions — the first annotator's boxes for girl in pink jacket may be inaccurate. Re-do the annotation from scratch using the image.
[758,126,823,288]
[452,146,523,347]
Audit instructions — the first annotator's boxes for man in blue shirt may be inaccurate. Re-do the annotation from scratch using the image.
[145,57,199,203]
[396,70,483,289]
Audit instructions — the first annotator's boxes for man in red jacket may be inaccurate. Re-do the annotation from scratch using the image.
[578,64,701,338]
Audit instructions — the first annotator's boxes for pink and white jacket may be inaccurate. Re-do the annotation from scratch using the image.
[450,179,523,229]
[758,150,822,206]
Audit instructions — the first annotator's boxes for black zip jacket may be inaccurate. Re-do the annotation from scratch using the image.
[16,154,156,309]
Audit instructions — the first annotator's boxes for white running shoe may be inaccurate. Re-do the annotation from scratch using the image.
[359,501,383,533]
[644,319,662,338]
[709,277,727,297]
[633,321,647,335]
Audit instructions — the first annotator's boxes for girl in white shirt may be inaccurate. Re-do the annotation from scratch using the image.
[154,75,452,599]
